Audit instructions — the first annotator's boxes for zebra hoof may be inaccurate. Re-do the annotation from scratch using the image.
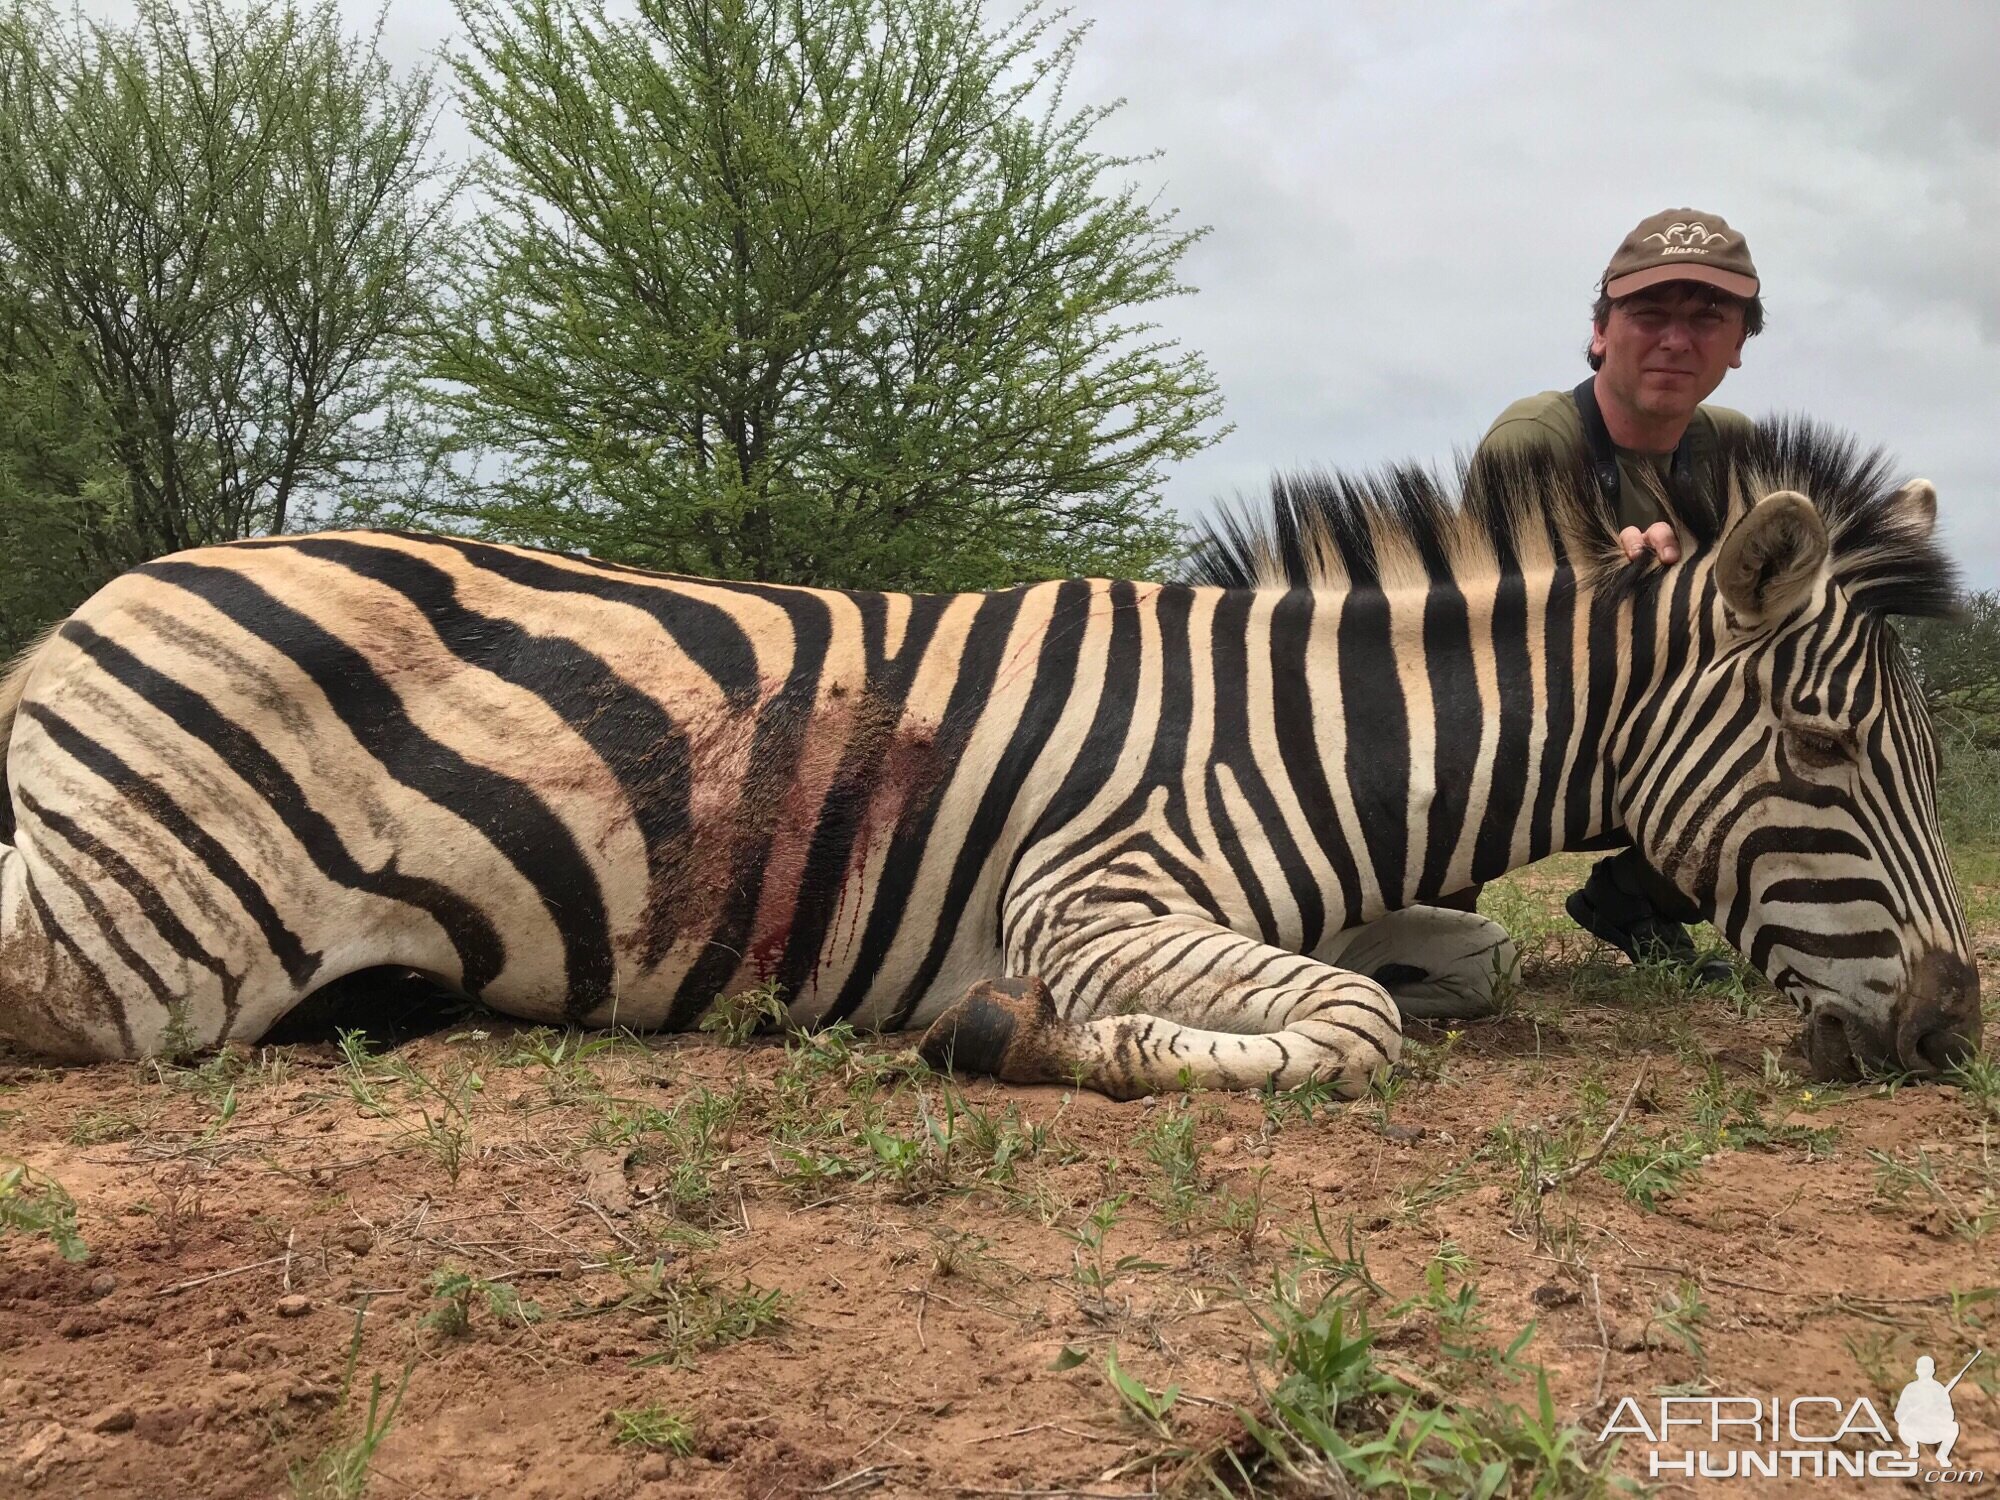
[918,977,1061,1083]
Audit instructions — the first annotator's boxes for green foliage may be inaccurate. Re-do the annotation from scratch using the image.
[1136,1100,1202,1227]
[422,1266,543,1335]
[66,1109,142,1146]
[1224,1281,1615,1498]
[289,1309,416,1500]
[1902,592,2000,844]
[1868,1144,1999,1242]
[615,1263,787,1367]
[698,981,788,1046]
[1601,1131,1709,1211]
[1644,1278,1709,1369]
[1104,1346,1180,1438]
[0,1161,87,1261]
[287,1365,412,1500]
[1261,1075,1344,1131]
[337,1029,395,1118]
[1939,743,2000,848]
[430,0,1223,590]
[0,0,455,653]
[1904,591,2000,730]
[1065,1193,1163,1303]
[0,310,125,654]
[597,1083,742,1224]
[609,1404,695,1454]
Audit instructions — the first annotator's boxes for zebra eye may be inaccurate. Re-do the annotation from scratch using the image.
[1787,725,1852,769]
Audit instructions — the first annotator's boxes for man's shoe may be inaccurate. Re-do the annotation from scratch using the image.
[1563,849,1741,989]
[1564,885,1694,965]
[1688,952,1738,987]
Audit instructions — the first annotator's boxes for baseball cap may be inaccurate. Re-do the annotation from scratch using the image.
[1602,208,1759,299]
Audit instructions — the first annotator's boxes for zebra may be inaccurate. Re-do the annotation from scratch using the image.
[0,419,1979,1095]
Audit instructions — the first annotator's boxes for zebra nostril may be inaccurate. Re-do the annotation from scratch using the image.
[1917,1027,1977,1074]
[1897,948,1983,1077]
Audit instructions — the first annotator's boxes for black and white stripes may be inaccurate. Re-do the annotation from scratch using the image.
[0,418,1978,1091]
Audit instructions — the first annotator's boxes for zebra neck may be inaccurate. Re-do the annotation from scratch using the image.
[1257,568,1643,916]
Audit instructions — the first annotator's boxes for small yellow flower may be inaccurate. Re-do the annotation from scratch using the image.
[1798,1089,1816,1104]
[1445,1029,1464,1043]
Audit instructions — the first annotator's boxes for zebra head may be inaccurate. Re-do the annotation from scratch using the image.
[1622,436,1978,1082]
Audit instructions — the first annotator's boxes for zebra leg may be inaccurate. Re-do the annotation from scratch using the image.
[1316,905,1518,1021]
[918,915,1403,1100]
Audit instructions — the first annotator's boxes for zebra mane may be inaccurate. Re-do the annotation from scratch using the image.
[1187,416,1960,621]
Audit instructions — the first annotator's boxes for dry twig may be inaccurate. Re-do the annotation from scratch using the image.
[1540,1061,1648,1193]
[153,1255,289,1297]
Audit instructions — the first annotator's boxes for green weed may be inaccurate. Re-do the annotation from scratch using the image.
[699,981,787,1045]
[286,1368,411,1500]
[1137,1102,1203,1229]
[422,1266,542,1337]
[1285,1201,1389,1305]
[1066,1195,1164,1308]
[1262,1076,1344,1131]
[337,1030,395,1118]
[1104,1346,1181,1439]
[1646,1278,1710,1369]
[1220,1277,1613,1498]
[618,1264,787,1367]
[0,1162,87,1262]
[608,1404,695,1453]
[600,1087,741,1225]
[66,1109,142,1146]
[1868,1144,1999,1241]
[395,1060,481,1184]
[1601,1131,1709,1210]
[501,1027,618,1103]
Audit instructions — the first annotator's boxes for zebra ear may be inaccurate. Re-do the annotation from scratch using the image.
[1715,490,1829,625]
[1886,478,1938,538]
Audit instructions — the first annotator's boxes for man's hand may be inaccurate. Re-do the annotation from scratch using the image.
[1618,522,1680,564]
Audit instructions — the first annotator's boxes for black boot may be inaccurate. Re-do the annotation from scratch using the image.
[1565,848,1734,986]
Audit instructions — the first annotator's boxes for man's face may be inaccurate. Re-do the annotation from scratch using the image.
[1590,283,1748,425]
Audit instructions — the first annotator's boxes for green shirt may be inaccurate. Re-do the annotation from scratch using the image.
[1477,388,1752,531]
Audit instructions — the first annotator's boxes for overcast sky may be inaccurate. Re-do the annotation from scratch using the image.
[1060,0,2000,589]
[83,0,2000,588]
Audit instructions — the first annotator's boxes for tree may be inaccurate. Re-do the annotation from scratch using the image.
[0,0,455,653]
[0,282,129,654]
[1903,590,2000,749]
[1901,592,2000,845]
[431,0,1225,591]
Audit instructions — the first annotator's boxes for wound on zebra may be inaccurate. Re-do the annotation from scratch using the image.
[0,418,1979,1094]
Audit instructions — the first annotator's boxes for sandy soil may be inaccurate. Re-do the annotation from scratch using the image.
[2,853,1996,1499]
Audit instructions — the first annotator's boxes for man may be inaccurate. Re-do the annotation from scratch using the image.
[1475,209,1765,980]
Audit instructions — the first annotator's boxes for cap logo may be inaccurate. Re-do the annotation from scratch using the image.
[1641,220,1730,257]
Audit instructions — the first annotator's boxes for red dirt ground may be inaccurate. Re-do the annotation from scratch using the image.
[3,853,1996,1499]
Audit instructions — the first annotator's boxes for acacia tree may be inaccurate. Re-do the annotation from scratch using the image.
[0,0,454,651]
[0,283,126,653]
[432,0,1225,590]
